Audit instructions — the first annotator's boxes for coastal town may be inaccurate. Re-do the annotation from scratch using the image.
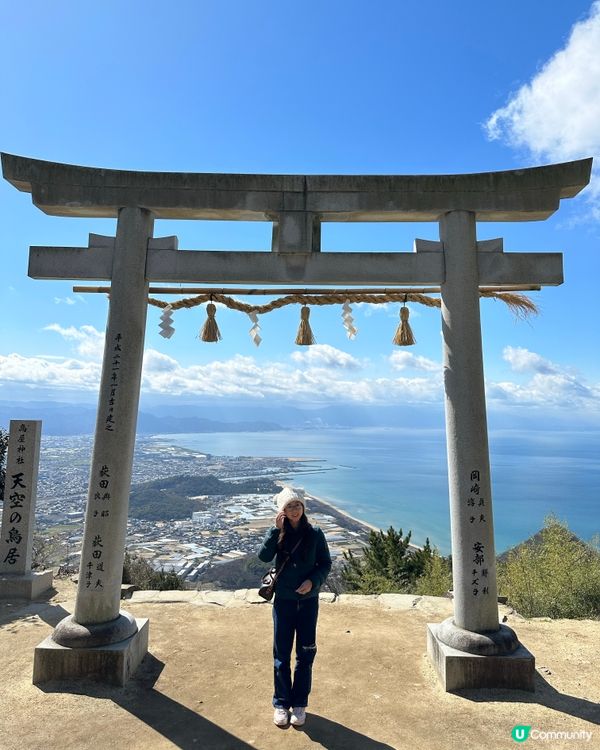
[34,434,372,585]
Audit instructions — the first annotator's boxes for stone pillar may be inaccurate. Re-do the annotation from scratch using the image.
[440,210,499,632]
[34,207,152,683]
[426,211,533,691]
[0,420,52,598]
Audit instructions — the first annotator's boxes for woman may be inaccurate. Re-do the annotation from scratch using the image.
[258,486,332,728]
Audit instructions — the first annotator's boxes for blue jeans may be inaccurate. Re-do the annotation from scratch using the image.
[272,596,319,709]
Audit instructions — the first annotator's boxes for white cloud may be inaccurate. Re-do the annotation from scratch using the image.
[53,295,86,305]
[488,373,598,407]
[484,1,600,215]
[44,324,105,359]
[488,346,600,409]
[389,351,440,372]
[502,346,558,375]
[141,348,440,403]
[290,344,363,370]
[355,301,395,318]
[0,353,101,390]
[143,349,179,373]
[355,301,420,319]
[1,339,597,411]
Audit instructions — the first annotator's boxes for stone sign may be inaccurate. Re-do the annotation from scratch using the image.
[0,419,52,598]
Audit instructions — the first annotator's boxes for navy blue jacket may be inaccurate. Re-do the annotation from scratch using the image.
[258,524,332,600]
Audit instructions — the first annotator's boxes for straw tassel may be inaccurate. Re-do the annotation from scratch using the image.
[393,302,416,346]
[200,302,222,342]
[295,305,316,345]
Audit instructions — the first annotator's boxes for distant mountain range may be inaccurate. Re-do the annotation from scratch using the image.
[0,399,446,435]
[0,398,588,436]
[0,402,284,436]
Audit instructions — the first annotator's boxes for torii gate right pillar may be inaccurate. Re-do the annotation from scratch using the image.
[427,210,534,691]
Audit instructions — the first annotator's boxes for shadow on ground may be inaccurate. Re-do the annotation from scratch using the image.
[39,654,254,750]
[301,715,395,749]
[38,653,395,750]
[0,594,69,630]
[457,672,600,725]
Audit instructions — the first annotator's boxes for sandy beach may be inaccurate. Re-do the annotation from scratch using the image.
[305,492,380,533]
[275,479,426,552]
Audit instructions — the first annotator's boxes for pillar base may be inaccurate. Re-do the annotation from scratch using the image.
[427,622,535,692]
[33,617,148,686]
[436,616,519,655]
[52,610,138,648]
[0,570,53,599]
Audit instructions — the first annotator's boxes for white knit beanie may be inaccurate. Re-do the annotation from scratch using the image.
[275,486,307,514]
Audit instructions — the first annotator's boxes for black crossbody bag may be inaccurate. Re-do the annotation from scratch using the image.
[258,534,305,602]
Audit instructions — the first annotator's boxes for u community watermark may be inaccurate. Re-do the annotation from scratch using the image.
[512,725,593,743]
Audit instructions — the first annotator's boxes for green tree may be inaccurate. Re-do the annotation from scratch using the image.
[415,548,453,596]
[32,532,62,571]
[341,527,433,594]
[122,551,185,591]
[498,515,600,619]
[0,427,8,500]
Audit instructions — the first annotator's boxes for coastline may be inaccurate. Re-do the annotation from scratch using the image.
[148,430,600,554]
[305,492,381,534]
[305,492,423,551]
[274,478,376,535]
[275,480,425,552]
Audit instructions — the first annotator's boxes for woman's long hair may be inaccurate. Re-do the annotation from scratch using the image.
[277,512,311,557]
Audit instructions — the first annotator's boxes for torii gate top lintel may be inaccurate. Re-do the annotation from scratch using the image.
[1,152,592,222]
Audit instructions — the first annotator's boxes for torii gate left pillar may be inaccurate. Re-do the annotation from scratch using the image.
[36,207,153,684]
[1,153,591,689]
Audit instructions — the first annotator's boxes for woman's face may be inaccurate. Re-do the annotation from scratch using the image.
[283,501,304,525]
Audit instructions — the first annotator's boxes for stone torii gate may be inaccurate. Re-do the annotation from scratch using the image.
[1,153,591,689]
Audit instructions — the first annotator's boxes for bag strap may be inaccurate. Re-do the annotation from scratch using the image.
[272,533,306,581]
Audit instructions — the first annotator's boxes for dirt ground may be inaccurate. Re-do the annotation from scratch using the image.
[0,580,598,750]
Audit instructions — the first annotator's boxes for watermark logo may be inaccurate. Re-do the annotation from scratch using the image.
[511,725,593,743]
[512,726,531,743]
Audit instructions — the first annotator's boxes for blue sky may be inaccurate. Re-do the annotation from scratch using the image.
[0,0,599,424]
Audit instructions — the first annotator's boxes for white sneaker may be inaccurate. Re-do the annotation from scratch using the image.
[273,708,289,726]
[290,707,306,727]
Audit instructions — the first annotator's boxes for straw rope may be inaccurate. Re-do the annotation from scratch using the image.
[146,290,538,317]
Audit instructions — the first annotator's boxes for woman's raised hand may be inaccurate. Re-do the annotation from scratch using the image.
[275,511,286,529]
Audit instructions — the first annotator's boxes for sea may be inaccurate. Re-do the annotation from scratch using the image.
[150,427,600,555]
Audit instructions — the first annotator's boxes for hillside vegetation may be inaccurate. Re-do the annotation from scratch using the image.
[339,517,600,619]
[128,474,279,521]
[498,515,600,619]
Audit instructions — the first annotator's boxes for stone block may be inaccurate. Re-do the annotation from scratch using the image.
[245,589,267,604]
[337,594,380,607]
[120,584,137,599]
[377,593,421,610]
[318,592,336,603]
[129,590,160,603]
[156,590,197,603]
[0,570,53,600]
[427,622,535,692]
[197,590,234,607]
[414,595,454,617]
[32,618,149,686]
